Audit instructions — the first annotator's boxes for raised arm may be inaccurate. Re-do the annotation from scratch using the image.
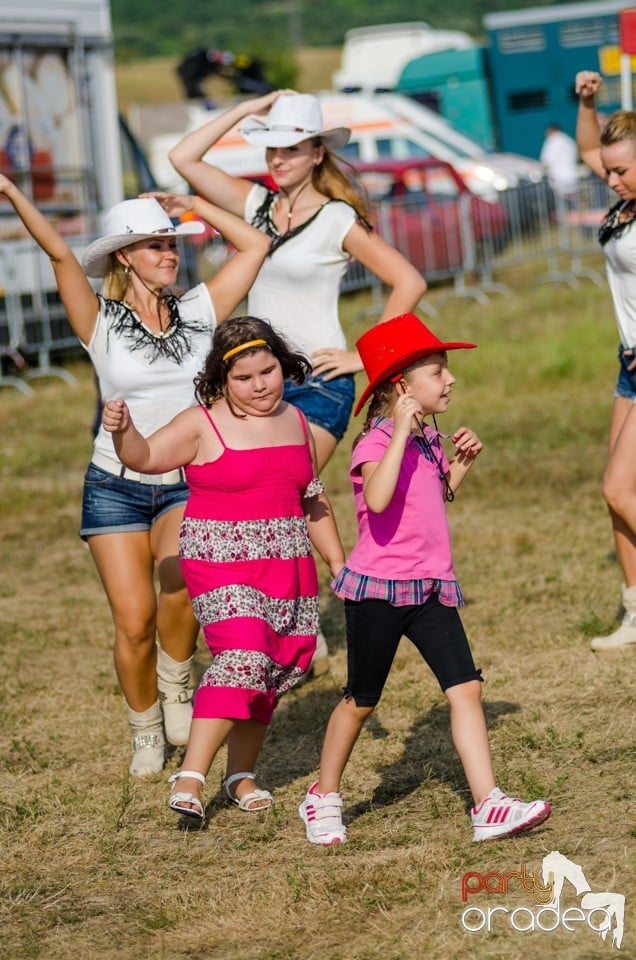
[446,426,483,493]
[103,399,201,473]
[142,190,270,321]
[169,90,292,216]
[360,393,418,513]
[575,70,605,180]
[0,175,98,343]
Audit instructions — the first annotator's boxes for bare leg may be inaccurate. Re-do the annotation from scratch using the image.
[151,506,199,661]
[445,680,496,806]
[224,720,270,808]
[88,531,158,710]
[170,717,234,814]
[604,399,636,585]
[315,697,374,794]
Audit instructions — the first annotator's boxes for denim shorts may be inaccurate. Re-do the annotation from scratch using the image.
[283,372,355,442]
[615,345,636,402]
[80,463,190,539]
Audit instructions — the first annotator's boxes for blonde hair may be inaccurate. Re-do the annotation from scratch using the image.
[353,379,396,449]
[600,110,636,148]
[312,144,371,221]
[101,253,129,300]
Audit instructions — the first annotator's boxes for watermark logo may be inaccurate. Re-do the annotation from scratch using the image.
[460,850,625,949]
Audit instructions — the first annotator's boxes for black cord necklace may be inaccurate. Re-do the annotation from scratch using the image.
[412,411,454,503]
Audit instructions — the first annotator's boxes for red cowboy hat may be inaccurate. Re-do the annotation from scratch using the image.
[353,313,476,416]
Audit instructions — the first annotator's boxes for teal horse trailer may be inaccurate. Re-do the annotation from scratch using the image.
[396,47,495,149]
[483,0,631,157]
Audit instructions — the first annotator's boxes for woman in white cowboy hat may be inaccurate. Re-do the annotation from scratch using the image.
[170,90,427,674]
[0,174,270,777]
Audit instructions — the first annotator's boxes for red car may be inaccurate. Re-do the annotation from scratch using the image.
[348,157,508,276]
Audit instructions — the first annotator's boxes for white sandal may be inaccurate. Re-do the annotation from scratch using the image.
[168,770,206,822]
[224,771,273,812]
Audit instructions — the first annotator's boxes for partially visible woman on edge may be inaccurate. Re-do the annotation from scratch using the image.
[0,175,270,774]
[169,89,427,671]
[575,69,636,650]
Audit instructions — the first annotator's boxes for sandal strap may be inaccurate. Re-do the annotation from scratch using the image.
[168,769,206,785]
[224,771,256,791]
[168,792,204,817]
[236,788,273,812]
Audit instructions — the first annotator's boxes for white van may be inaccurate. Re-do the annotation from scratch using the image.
[148,92,543,202]
[333,22,474,93]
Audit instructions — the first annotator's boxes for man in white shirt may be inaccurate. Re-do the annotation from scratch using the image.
[540,123,580,201]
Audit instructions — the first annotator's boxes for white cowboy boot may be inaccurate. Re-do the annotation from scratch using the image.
[310,630,330,677]
[591,583,636,650]
[156,643,194,745]
[128,699,165,776]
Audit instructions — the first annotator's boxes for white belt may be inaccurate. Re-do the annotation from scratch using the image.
[91,450,186,486]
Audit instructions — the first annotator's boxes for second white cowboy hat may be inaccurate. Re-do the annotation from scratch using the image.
[81,197,205,278]
[239,94,350,150]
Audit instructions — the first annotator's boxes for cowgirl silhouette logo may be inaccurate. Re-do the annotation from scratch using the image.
[461,850,626,948]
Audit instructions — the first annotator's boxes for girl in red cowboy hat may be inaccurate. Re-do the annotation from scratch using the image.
[299,313,552,845]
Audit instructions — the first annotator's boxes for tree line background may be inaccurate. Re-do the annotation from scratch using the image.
[111,0,557,61]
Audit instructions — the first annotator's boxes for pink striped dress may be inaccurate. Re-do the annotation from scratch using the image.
[179,405,320,725]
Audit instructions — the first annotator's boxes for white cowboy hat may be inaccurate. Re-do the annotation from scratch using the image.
[81,198,205,278]
[239,94,350,150]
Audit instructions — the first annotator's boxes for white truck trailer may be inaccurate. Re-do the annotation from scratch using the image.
[0,0,152,390]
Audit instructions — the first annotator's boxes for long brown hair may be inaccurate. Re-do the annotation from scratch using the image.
[312,143,372,223]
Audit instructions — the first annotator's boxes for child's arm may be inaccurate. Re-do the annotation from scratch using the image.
[103,400,201,473]
[361,393,419,512]
[446,426,483,493]
[305,492,346,578]
[303,427,345,577]
[0,175,98,344]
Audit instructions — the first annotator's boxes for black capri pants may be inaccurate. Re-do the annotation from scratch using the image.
[343,593,483,707]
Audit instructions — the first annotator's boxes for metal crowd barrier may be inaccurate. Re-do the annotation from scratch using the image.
[341,174,613,308]
[0,176,616,393]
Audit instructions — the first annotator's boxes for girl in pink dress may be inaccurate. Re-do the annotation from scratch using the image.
[103,316,345,822]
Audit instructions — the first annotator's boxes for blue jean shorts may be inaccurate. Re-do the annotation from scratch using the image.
[615,345,636,402]
[283,372,355,442]
[80,463,189,539]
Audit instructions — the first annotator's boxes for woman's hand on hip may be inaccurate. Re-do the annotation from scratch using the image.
[311,348,363,379]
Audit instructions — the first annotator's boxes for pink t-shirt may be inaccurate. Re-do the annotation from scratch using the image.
[345,418,455,581]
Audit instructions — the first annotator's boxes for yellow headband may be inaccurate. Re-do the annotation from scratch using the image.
[222,339,268,362]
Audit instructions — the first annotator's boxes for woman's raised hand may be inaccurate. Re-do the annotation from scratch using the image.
[138,191,194,219]
[242,88,298,116]
[575,71,603,99]
[0,173,17,196]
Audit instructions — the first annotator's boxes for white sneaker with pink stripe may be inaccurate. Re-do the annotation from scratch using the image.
[471,787,551,842]
[299,781,347,845]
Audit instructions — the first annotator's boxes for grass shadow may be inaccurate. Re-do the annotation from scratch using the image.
[341,699,521,824]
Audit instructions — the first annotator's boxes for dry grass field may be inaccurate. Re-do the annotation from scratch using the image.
[0,259,634,960]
